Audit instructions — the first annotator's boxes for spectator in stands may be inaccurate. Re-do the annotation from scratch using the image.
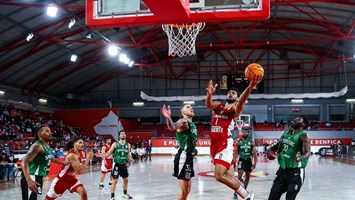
[138,145,146,161]
[0,149,12,180]
[131,145,138,162]
[145,140,152,161]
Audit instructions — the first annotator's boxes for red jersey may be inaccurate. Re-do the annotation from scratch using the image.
[57,150,82,179]
[210,104,236,143]
[103,144,112,160]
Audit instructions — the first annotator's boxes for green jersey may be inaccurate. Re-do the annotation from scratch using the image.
[28,141,52,177]
[176,121,198,154]
[278,130,309,169]
[113,141,129,164]
[238,138,253,159]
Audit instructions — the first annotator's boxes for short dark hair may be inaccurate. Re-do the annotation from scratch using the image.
[228,87,240,96]
[65,137,83,151]
[119,130,126,135]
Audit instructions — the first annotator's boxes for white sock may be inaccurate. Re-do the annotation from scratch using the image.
[236,185,249,199]
[100,182,104,185]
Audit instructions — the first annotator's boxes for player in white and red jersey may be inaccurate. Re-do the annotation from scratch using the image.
[206,76,261,200]
[45,137,94,200]
[99,138,113,190]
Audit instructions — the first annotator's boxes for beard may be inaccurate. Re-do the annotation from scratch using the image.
[242,135,248,138]
[226,98,236,103]
[291,123,302,130]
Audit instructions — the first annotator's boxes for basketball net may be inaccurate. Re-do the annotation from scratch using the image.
[236,120,244,139]
[162,22,205,57]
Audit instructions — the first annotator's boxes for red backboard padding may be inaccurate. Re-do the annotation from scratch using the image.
[143,0,190,21]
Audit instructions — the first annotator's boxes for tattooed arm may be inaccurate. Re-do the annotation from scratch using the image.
[22,143,44,193]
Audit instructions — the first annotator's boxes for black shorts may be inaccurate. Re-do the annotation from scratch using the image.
[111,163,129,179]
[173,150,194,180]
[21,175,43,200]
[268,167,305,200]
[238,157,252,172]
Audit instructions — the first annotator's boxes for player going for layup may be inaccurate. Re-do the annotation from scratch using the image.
[205,76,261,200]
[162,104,198,200]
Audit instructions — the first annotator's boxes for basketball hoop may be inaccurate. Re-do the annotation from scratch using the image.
[162,22,205,57]
[236,120,244,132]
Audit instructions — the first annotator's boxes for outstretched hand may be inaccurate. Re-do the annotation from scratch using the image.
[249,76,263,88]
[206,79,218,95]
[161,104,171,119]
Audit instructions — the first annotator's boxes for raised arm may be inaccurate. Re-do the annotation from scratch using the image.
[162,104,189,131]
[234,76,262,117]
[205,79,221,110]
[22,143,43,193]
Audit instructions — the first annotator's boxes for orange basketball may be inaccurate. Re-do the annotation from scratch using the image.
[245,63,264,81]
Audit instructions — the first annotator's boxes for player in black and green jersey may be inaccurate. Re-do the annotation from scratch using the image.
[267,115,311,200]
[21,126,70,200]
[102,130,133,200]
[162,103,197,200]
[236,129,257,190]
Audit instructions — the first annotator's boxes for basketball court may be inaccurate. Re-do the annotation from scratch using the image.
[1,155,354,199]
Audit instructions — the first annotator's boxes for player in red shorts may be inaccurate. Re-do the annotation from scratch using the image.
[45,137,94,200]
[205,76,261,200]
[99,138,113,190]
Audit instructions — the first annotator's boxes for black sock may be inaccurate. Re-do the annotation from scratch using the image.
[124,190,127,194]
[111,193,115,198]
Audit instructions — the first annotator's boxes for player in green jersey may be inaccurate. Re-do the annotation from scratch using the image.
[236,129,257,192]
[267,115,310,200]
[162,103,197,200]
[21,126,70,200]
[102,130,132,200]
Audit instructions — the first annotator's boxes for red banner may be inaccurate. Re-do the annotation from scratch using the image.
[152,139,211,147]
[310,138,352,146]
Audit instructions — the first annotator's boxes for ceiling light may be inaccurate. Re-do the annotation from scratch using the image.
[346,99,355,103]
[85,32,93,39]
[133,102,144,106]
[123,57,130,64]
[26,33,33,41]
[39,98,47,103]
[0,90,5,95]
[128,60,134,67]
[119,53,127,62]
[68,19,76,29]
[183,101,195,104]
[47,4,58,17]
[108,45,118,56]
[70,54,78,62]
[291,99,303,103]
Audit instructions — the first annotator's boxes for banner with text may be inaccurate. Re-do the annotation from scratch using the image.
[152,139,211,147]
[255,138,353,146]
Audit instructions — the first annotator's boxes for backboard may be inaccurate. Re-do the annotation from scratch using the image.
[238,114,251,129]
[86,0,270,28]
